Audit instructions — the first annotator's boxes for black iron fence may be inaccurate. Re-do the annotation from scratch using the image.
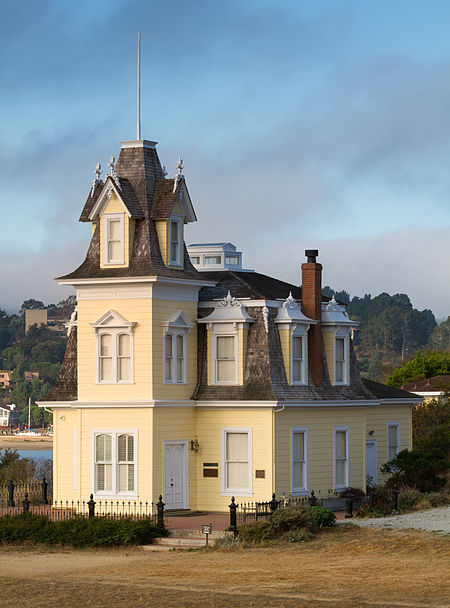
[0,481,165,525]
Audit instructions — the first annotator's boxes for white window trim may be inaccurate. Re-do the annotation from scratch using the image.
[203,254,223,266]
[221,427,253,497]
[91,429,138,499]
[103,213,125,265]
[169,215,183,266]
[334,332,349,386]
[334,426,350,490]
[163,331,188,384]
[291,329,307,386]
[291,427,308,495]
[212,331,239,385]
[96,329,134,384]
[387,422,401,462]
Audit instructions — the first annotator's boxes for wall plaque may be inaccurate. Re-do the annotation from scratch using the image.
[255,470,265,479]
[203,468,219,478]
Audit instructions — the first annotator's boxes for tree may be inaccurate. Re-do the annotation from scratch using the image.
[428,317,450,351]
[20,299,45,312]
[386,351,450,387]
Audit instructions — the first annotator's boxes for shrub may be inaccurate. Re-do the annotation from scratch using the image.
[398,486,421,512]
[237,504,314,544]
[0,513,165,547]
[310,506,336,527]
[381,447,449,493]
[424,488,450,507]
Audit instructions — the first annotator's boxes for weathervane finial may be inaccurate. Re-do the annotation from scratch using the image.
[173,157,184,192]
[90,162,102,197]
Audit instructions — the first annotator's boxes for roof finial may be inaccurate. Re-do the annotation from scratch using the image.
[173,157,184,192]
[90,162,102,197]
[162,164,168,177]
[137,32,141,141]
[107,155,120,187]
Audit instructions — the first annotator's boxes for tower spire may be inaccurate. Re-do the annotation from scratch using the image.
[137,32,141,141]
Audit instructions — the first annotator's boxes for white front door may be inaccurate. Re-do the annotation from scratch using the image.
[366,440,378,487]
[163,440,188,510]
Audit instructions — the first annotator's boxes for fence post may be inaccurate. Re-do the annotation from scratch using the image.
[157,495,165,527]
[22,492,30,513]
[7,478,15,507]
[227,496,238,536]
[41,476,49,505]
[309,490,317,507]
[393,485,400,511]
[88,493,96,519]
[345,490,354,518]
[269,493,278,513]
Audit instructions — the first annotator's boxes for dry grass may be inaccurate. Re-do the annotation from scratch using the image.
[0,526,448,607]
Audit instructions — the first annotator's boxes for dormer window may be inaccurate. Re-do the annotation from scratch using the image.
[205,255,222,265]
[292,334,306,384]
[169,216,183,265]
[104,214,124,265]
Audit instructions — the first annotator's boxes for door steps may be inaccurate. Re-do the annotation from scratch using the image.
[142,529,232,551]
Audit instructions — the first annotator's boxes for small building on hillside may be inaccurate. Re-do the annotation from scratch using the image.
[403,375,450,403]
[38,135,420,510]
[0,370,13,389]
[25,308,72,334]
[0,404,17,430]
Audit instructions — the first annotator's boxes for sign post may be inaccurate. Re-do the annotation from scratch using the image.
[202,523,212,546]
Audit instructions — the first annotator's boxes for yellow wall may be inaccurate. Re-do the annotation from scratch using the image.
[279,328,291,383]
[99,195,131,269]
[77,298,153,401]
[366,406,412,483]
[152,299,198,401]
[194,408,274,511]
[155,220,168,265]
[52,407,153,504]
[274,408,366,496]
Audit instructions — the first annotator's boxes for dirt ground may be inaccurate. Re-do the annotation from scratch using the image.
[0,527,448,608]
[0,437,53,450]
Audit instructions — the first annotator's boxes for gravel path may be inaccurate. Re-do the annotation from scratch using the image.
[352,506,450,534]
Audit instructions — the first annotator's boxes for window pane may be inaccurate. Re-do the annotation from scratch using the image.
[226,433,248,461]
[388,425,398,446]
[335,431,346,459]
[118,334,130,356]
[293,461,304,489]
[165,335,172,381]
[293,359,303,383]
[165,334,173,356]
[217,336,234,359]
[336,460,346,486]
[293,432,304,461]
[336,338,345,360]
[109,219,121,239]
[96,434,112,462]
[190,256,200,264]
[176,358,183,382]
[176,335,184,357]
[227,462,248,489]
[293,336,303,358]
[108,239,122,261]
[96,463,112,491]
[100,334,112,356]
[204,256,221,264]
[100,357,112,382]
[217,359,235,382]
[335,361,344,383]
[170,242,178,262]
[118,357,130,381]
[225,256,239,265]
[170,221,178,243]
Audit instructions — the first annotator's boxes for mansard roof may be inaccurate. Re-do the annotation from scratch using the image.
[43,326,78,402]
[150,178,196,222]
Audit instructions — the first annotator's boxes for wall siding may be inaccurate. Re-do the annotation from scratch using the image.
[274,408,365,496]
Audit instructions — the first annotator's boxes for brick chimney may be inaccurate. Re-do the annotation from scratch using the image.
[301,249,322,386]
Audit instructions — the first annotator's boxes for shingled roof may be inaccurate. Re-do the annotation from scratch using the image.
[150,178,182,219]
[59,143,209,283]
[43,327,78,402]
[198,270,332,302]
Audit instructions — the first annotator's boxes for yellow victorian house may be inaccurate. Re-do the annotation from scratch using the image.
[39,136,420,511]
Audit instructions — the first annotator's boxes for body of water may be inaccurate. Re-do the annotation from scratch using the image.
[17,450,53,461]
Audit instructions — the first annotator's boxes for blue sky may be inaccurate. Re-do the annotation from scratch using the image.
[1,0,449,318]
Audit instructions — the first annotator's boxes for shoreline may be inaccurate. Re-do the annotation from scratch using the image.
[0,436,53,451]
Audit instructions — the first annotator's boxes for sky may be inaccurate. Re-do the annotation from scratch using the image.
[1,0,449,319]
